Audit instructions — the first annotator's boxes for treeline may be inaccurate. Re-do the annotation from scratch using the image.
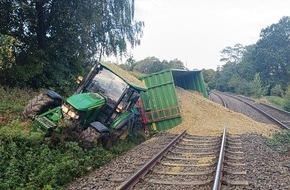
[0,0,143,93]
[203,17,290,106]
[119,56,186,74]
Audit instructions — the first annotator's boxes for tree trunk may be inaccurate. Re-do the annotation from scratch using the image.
[36,1,45,49]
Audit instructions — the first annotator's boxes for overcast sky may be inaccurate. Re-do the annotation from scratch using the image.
[130,0,290,70]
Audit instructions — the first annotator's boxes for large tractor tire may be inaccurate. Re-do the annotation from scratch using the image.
[23,93,61,120]
[80,127,101,144]
[80,127,109,148]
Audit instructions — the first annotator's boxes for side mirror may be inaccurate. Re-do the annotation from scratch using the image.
[76,76,83,84]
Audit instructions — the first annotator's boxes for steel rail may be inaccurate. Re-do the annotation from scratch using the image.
[211,91,227,108]
[225,93,290,130]
[116,130,187,190]
[260,102,290,115]
[212,126,227,190]
[237,95,290,115]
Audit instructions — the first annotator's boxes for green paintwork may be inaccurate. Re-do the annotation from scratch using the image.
[109,111,132,130]
[100,62,147,91]
[35,107,62,131]
[67,93,105,111]
[172,69,208,98]
[140,69,208,132]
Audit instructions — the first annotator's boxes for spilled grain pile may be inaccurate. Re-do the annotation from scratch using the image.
[168,87,280,136]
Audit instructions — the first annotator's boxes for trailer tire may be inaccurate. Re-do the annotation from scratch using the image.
[23,93,61,120]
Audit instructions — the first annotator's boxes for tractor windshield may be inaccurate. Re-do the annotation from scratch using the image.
[85,68,128,106]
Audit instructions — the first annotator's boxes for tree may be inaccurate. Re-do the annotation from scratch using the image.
[202,69,216,90]
[284,85,290,111]
[134,57,163,74]
[215,62,239,92]
[248,17,290,90]
[215,17,290,96]
[119,55,136,71]
[162,59,186,70]
[250,73,268,98]
[133,57,186,74]
[220,44,246,64]
[0,0,143,91]
[271,84,284,97]
[228,74,251,95]
[0,35,19,70]
[216,44,248,92]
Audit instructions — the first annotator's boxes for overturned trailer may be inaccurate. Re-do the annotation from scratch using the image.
[139,69,207,133]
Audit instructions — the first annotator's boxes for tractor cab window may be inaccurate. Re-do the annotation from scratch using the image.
[116,89,140,112]
[123,90,140,104]
[85,68,128,106]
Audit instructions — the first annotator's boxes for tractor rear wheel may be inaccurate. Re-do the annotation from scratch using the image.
[23,93,61,120]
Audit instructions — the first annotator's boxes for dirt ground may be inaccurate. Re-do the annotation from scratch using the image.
[168,87,280,136]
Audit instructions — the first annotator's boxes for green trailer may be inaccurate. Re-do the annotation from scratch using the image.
[140,69,208,133]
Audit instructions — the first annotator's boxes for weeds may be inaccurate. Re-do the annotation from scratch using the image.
[262,96,285,110]
[265,130,290,154]
[0,87,39,125]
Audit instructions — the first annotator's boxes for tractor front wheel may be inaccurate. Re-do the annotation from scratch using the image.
[80,127,109,147]
[23,93,61,120]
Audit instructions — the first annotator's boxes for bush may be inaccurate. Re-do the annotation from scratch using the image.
[250,73,268,98]
[0,118,145,189]
[284,85,290,111]
[0,134,114,189]
[270,84,284,97]
[265,130,290,153]
[0,87,33,112]
[262,96,285,110]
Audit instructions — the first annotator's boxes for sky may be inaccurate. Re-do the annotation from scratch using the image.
[129,0,290,70]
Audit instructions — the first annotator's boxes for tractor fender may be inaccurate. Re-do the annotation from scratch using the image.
[44,90,64,101]
[90,121,109,133]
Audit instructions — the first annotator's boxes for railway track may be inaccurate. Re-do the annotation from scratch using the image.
[209,91,227,108]
[116,127,248,190]
[237,95,290,129]
[210,91,290,130]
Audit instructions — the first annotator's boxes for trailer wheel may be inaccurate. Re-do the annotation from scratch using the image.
[23,93,61,120]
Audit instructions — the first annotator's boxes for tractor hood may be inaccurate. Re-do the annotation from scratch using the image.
[66,93,105,111]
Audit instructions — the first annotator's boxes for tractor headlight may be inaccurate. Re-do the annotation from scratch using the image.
[67,110,79,119]
[62,104,79,119]
[61,105,69,113]
[116,104,123,113]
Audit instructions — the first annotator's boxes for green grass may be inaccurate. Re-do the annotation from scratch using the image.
[260,96,285,110]
[0,86,146,189]
[0,87,38,114]
[265,130,290,154]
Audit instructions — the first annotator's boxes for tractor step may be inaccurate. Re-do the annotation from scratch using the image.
[35,116,57,131]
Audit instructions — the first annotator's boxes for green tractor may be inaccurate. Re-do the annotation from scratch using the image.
[23,61,147,144]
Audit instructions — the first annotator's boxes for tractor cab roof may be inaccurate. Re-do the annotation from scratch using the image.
[100,62,147,92]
